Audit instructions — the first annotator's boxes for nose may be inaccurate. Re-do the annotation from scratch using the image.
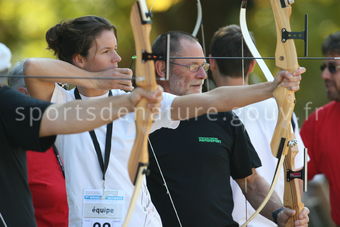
[321,68,332,80]
[112,50,122,63]
[195,66,208,79]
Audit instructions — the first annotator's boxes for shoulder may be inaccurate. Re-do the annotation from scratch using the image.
[0,86,50,109]
[306,101,337,123]
[324,101,340,111]
[0,86,16,97]
[162,92,177,103]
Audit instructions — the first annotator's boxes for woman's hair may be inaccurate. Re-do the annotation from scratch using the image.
[46,16,116,63]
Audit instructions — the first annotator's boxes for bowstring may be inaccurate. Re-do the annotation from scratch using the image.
[148,138,183,227]
[145,2,182,225]
[241,36,248,224]
[149,0,156,12]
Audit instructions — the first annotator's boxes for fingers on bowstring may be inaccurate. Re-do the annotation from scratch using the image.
[118,68,133,76]
[119,85,134,91]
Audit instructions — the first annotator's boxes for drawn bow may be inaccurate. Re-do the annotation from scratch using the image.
[122,0,157,226]
[270,1,305,226]
[240,0,305,226]
[124,1,205,225]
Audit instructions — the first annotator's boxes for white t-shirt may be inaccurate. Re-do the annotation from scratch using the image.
[51,85,179,227]
[231,98,305,227]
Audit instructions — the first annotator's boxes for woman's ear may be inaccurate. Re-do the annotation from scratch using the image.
[72,54,86,68]
[154,60,166,79]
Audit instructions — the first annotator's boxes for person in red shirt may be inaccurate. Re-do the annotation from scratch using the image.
[301,31,340,227]
[27,147,68,227]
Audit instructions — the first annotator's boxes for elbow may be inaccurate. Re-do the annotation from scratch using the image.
[23,58,42,76]
[23,59,38,87]
[23,58,35,76]
[245,169,260,191]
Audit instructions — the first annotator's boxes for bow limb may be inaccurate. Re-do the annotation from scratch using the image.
[240,0,274,82]
[192,0,202,37]
[241,156,285,227]
[122,1,157,226]
[239,2,286,226]
[240,1,304,226]
[270,0,304,226]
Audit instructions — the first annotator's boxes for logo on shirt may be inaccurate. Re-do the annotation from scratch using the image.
[198,137,221,144]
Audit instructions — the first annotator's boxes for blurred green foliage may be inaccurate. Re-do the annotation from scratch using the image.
[0,0,339,124]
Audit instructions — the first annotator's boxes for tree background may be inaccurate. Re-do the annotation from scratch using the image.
[0,0,339,226]
[0,0,339,123]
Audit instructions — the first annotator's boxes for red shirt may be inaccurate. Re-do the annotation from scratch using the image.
[301,101,340,225]
[27,148,68,227]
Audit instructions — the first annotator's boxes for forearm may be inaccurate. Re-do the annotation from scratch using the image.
[209,82,274,110]
[171,82,274,120]
[239,169,310,226]
[24,58,99,101]
[206,69,301,114]
[241,174,282,222]
[39,94,134,136]
[24,58,96,87]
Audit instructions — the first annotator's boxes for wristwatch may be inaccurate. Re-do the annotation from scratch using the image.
[272,207,285,224]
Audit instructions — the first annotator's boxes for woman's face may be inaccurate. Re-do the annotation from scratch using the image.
[81,29,122,72]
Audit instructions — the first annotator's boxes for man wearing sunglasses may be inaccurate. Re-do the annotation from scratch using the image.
[301,31,340,227]
[146,31,309,227]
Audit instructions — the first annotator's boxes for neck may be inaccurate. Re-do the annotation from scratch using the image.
[212,71,248,87]
[77,86,108,97]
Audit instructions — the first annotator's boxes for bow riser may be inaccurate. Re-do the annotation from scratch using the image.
[283,141,304,227]
[270,0,299,72]
[128,0,157,183]
[270,0,304,225]
[131,2,156,89]
[123,1,157,226]
[270,0,298,151]
[271,87,295,157]
[128,110,152,182]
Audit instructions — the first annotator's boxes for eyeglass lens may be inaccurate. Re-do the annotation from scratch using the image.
[190,63,209,72]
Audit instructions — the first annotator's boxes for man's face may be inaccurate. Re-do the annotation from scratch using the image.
[321,55,340,101]
[167,39,207,96]
[81,29,121,72]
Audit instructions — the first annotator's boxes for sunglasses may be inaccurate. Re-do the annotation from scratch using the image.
[320,62,340,74]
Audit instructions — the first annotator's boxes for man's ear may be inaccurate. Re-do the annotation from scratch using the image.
[18,87,29,95]
[247,60,256,74]
[72,54,86,68]
[154,60,167,79]
[209,54,217,71]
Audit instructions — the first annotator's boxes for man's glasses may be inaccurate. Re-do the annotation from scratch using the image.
[170,62,210,72]
[320,62,340,74]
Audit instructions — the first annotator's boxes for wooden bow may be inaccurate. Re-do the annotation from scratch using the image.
[122,0,157,226]
[240,0,304,226]
[270,0,304,226]
[192,0,202,37]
